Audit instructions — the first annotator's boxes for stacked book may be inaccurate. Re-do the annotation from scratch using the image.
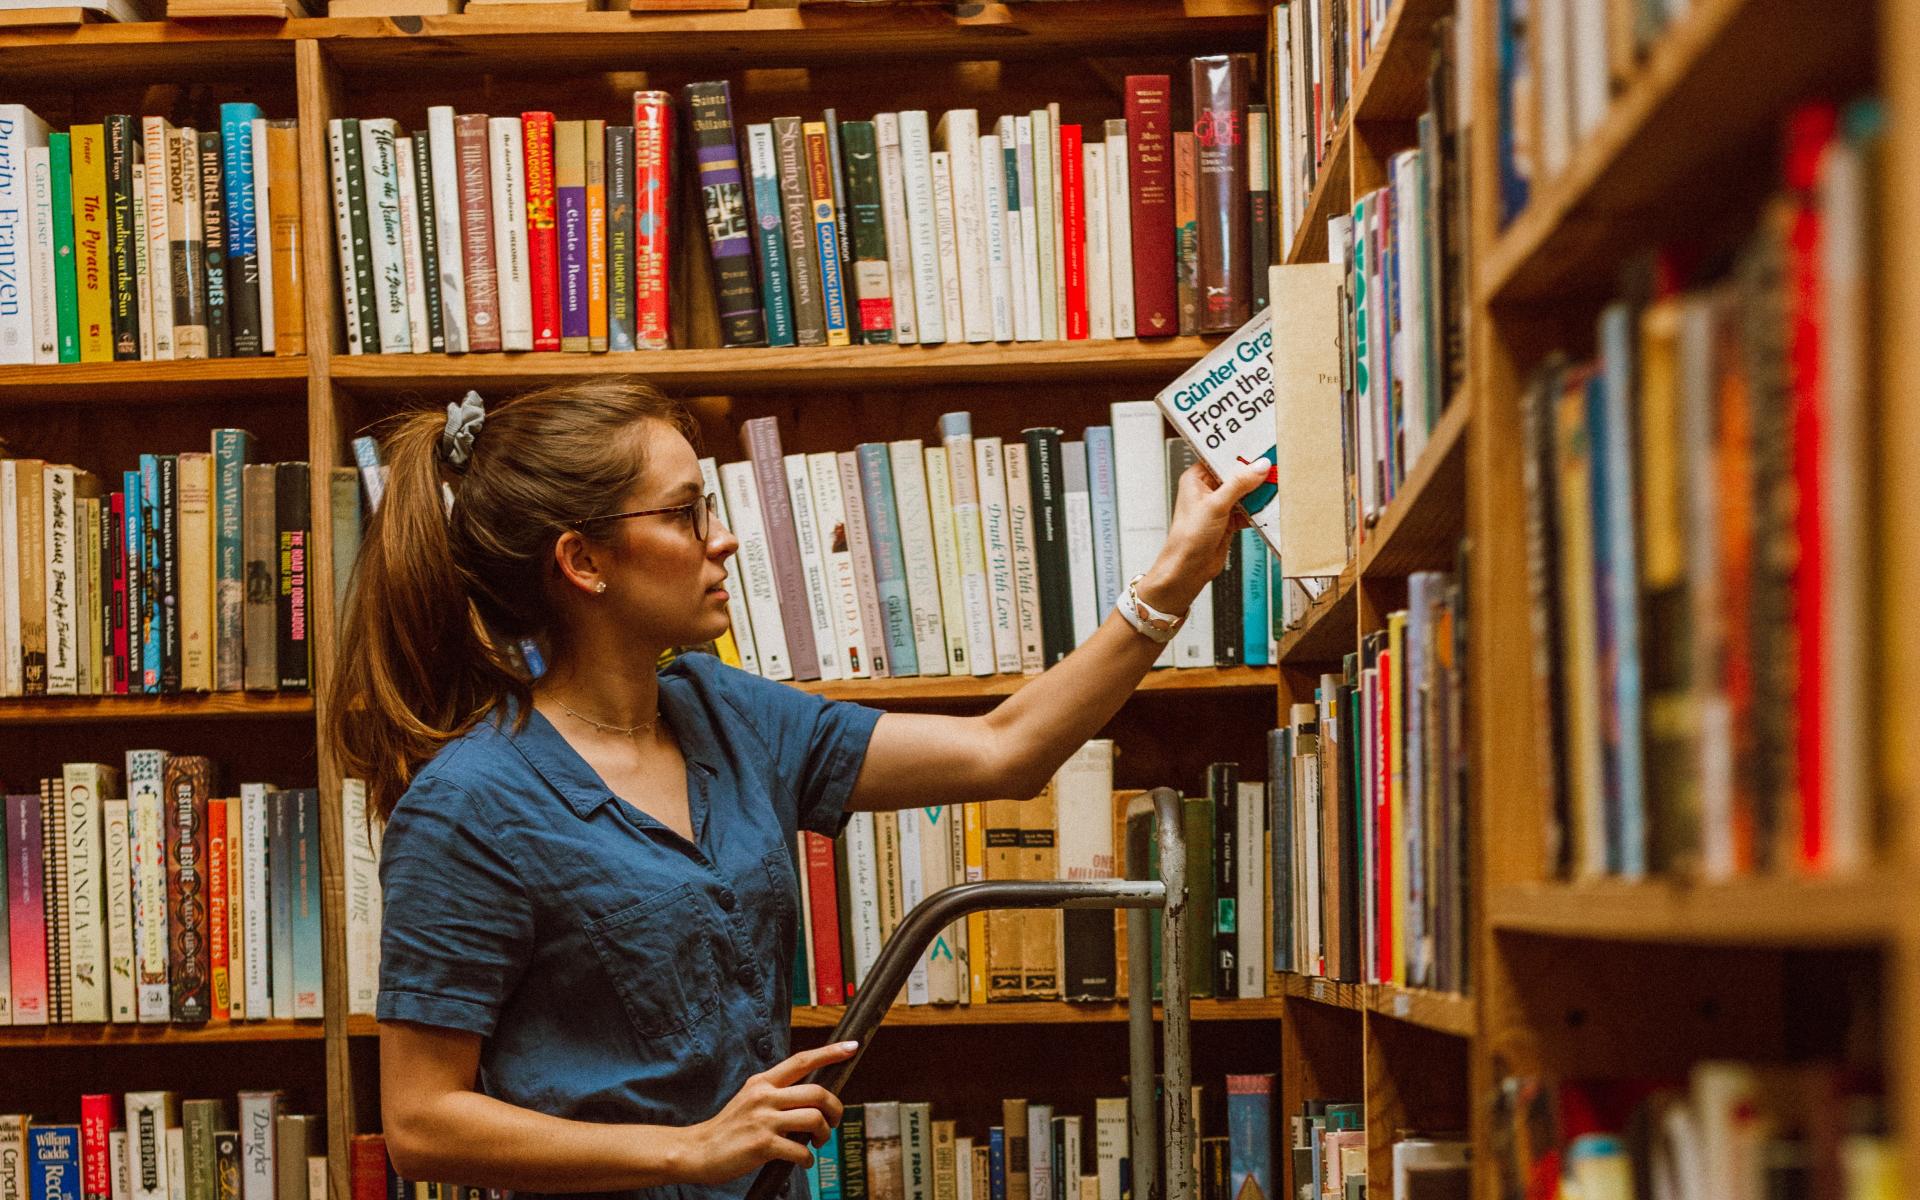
[1522,100,1881,883]
[0,436,319,699]
[325,54,1280,356]
[0,1095,323,1200]
[1292,1099,1364,1200]
[0,105,304,366]
[1269,563,1468,995]
[2,755,325,1027]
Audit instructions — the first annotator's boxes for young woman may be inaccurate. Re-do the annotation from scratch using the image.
[329,378,1266,1200]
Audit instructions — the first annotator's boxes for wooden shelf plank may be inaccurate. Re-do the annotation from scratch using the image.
[1276,972,1475,1038]
[1276,566,1356,665]
[794,665,1278,705]
[0,1019,326,1048]
[0,357,310,405]
[1479,0,1873,305]
[1350,0,1453,125]
[1488,876,1902,947]
[1284,118,1350,267]
[330,338,1225,396]
[1357,389,1469,578]
[0,692,315,725]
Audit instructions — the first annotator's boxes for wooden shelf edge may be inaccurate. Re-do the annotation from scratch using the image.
[1356,388,1470,578]
[1275,972,1474,1038]
[793,665,1278,704]
[0,356,310,403]
[348,1001,1285,1035]
[1349,0,1451,125]
[0,1018,327,1047]
[1275,565,1356,665]
[0,692,315,724]
[1488,875,1905,947]
[1284,118,1351,267]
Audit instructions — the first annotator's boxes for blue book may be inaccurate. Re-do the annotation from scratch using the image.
[212,429,251,691]
[744,124,795,348]
[123,469,145,694]
[1226,1075,1273,1200]
[1083,426,1123,614]
[855,443,918,677]
[988,1126,1006,1200]
[292,788,324,1017]
[30,1124,80,1200]
[815,1126,843,1200]
[219,102,265,356]
[1596,303,1644,877]
[137,454,163,693]
[269,789,296,1018]
[1240,530,1270,666]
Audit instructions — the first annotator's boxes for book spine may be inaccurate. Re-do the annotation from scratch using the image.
[275,462,310,689]
[875,113,918,344]
[172,129,210,359]
[132,163,154,362]
[17,459,45,694]
[888,440,950,676]
[632,91,672,350]
[250,117,274,355]
[841,121,894,344]
[212,432,248,692]
[605,125,637,352]
[327,121,363,354]
[261,120,302,357]
[146,453,170,691]
[938,415,997,676]
[120,470,142,696]
[1022,428,1074,666]
[44,463,77,694]
[27,144,58,364]
[339,119,381,353]
[105,115,142,360]
[835,451,891,679]
[1246,106,1272,315]
[359,121,410,353]
[343,779,380,1016]
[585,120,608,352]
[1125,77,1177,336]
[207,797,229,1021]
[73,125,113,361]
[198,130,230,358]
[930,151,965,343]
[103,797,136,1022]
[1028,109,1058,342]
[1084,427,1124,616]
[772,116,824,347]
[1014,117,1043,342]
[520,112,560,352]
[63,762,113,1022]
[49,133,80,362]
[939,111,992,342]
[405,134,444,354]
[6,793,47,1024]
[717,460,794,681]
[240,465,276,690]
[783,453,844,682]
[1058,124,1089,341]
[855,444,918,678]
[1002,442,1045,674]
[973,438,1023,673]
[176,452,212,692]
[487,117,533,352]
[980,131,1014,342]
[898,111,946,344]
[220,105,263,356]
[160,755,210,1023]
[803,832,846,1006]
[804,122,851,348]
[923,446,970,676]
[1173,132,1200,337]
[1062,446,1100,644]
[554,120,588,351]
[240,786,270,1019]
[745,124,796,349]
[268,792,293,1017]
[426,109,467,354]
[1191,55,1252,332]
[0,463,16,695]
[807,452,869,680]
[453,114,501,352]
[699,457,761,677]
[742,417,821,679]
[1084,141,1111,340]
[291,790,322,1017]
[1104,118,1136,339]
[0,108,45,364]
[683,82,764,346]
[1212,520,1243,667]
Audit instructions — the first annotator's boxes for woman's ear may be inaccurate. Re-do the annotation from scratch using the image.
[552,529,605,597]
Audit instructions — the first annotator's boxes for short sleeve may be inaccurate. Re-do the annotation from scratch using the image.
[697,656,883,837]
[376,773,535,1037]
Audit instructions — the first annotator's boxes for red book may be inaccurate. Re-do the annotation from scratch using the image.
[1374,649,1393,984]
[803,832,845,1006]
[1059,123,1089,341]
[7,792,47,1025]
[350,1134,388,1200]
[80,1094,115,1200]
[521,111,562,352]
[633,90,673,350]
[208,797,230,1021]
[1786,103,1836,873]
[1125,75,1177,337]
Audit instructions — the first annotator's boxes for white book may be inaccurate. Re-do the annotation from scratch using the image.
[125,1091,176,1200]
[874,113,919,345]
[844,810,883,987]
[427,107,469,354]
[237,1091,280,1200]
[1013,116,1044,342]
[0,1118,22,1194]
[956,1138,974,1200]
[916,805,958,1003]
[896,807,927,1003]
[27,144,57,363]
[1537,0,1573,179]
[1058,1117,1082,1200]
[251,117,275,354]
[307,1160,326,1200]
[64,761,118,1023]
[133,162,154,361]
[1028,108,1059,341]
[1027,1106,1054,1200]
[946,808,968,1002]
[836,451,893,680]
[1166,441,1214,668]
[888,439,951,676]
[241,783,271,1019]
[1110,401,1172,665]
[929,152,966,346]
[783,453,844,682]
[1002,441,1045,674]
[922,446,970,676]
[972,437,1022,674]
[103,797,137,1021]
[718,460,794,681]
[326,119,364,355]
[978,133,1015,342]
[1083,141,1112,340]
[938,414,996,676]
[0,104,50,365]
[1056,738,1114,999]
[487,116,533,352]
[1391,151,1432,469]
[1276,16,1299,236]
[1061,446,1101,647]
[43,463,76,694]
[992,116,1029,341]
[1095,1098,1127,1200]
[1047,102,1066,334]
[342,777,381,1017]
[1104,119,1136,339]
[1236,779,1265,997]
[165,1124,187,1200]
[110,1130,129,1200]
[897,111,946,345]
[127,749,170,1023]
[0,462,16,696]
[360,119,412,353]
[394,138,431,355]
[700,457,760,677]
[935,110,992,342]
[1570,0,1609,143]
[806,451,870,681]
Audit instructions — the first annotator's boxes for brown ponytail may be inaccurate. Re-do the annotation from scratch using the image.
[326,377,696,822]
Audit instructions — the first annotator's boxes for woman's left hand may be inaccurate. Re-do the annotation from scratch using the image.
[1136,456,1273,616]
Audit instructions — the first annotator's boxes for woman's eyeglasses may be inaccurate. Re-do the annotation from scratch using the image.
[574,493,718,542]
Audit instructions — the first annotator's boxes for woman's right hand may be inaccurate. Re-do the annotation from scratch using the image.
[679,1040,861,1185]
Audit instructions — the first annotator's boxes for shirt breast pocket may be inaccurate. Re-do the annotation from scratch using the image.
[583,882,722,1038]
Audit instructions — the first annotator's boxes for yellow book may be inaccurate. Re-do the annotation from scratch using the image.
[1019,777,1060,1000]
[176,451,214,691]
[713,628,743,668]
[983,798,1024,1001]
[71,124,113,363]
[1387,608,1407,987]
[585,119,608,352]
[962,801,987,1004]
[874,799,904,944]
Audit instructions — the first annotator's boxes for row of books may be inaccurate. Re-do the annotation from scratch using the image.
[1269,564,1468,995]
[1492,1065,1897,1200]
[1522,101,1881,882]
[325,56,1277,358]
[1291,1098,1468,1200]
[0,106,306,366]
[0,1095,323,1200]
[1269,0,1351,235]
[0,442,322,698]
[0,755,325,1027]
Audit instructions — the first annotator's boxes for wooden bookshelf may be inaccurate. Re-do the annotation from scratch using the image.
[1275,565,1357,665]
[1355,390,1468,578]
[0,356,310,404]
[1488,877,1903,947]
[787,998,1288,1029]
[0,1020,328,1048]
[794,664,1277,705]
[1274,973,1475,1039]
[0,692,315,724]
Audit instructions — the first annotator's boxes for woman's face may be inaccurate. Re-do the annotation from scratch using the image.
[584,422,740,650]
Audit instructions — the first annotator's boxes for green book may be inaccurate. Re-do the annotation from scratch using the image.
[180,1099,228,1200]
[838,119,894,346]
[340,118,380,352]
[49,131,80,362]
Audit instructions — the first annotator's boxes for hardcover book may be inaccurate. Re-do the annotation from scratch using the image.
[683,82,764,346]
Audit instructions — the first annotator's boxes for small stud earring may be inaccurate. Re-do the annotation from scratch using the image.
[595,581,608,594]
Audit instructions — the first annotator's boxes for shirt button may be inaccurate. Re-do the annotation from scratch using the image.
[755,1035,773,1058]
[719,891,736,911]
[736,961,755,985]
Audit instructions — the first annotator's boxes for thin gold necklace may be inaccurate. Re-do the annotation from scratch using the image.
[554,697,658,739]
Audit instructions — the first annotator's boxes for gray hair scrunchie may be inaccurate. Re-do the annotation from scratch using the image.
[441,390,487,472]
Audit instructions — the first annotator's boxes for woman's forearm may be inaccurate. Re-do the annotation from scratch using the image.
[388,1088,694,1193]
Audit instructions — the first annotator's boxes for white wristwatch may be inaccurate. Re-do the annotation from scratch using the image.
[1116,574,1187,644]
